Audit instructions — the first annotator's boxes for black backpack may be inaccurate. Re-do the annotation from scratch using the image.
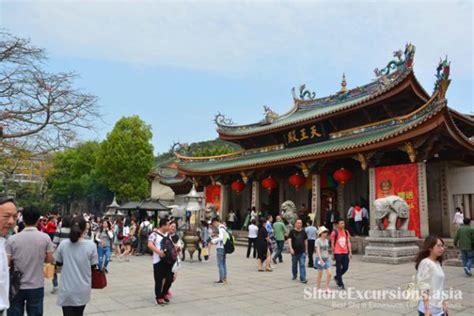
[157,233,178,264]
[140,222,151,237]
[222,227,235,254]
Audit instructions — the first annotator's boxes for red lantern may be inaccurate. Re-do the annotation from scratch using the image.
[231,180,245,194]
[288,173,305,191]
[333,168,353,186]
[261,176,278,193]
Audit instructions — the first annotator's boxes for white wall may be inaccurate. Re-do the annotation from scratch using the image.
[447,165,474,236]
[150,179,175,201]
[447,166,474,195]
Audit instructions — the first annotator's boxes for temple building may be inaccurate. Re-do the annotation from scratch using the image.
[152,44,474,238]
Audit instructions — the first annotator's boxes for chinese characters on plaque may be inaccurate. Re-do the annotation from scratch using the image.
[284,123,328,148]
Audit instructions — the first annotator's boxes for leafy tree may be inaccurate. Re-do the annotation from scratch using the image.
[0,144,52,205]
[47,141,110,212]
[96,116,154,201]
[9,182,52,213]
[186,139,240,157]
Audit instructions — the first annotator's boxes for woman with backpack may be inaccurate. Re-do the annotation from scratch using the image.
[54,216,99,316]
[210,217,229,283]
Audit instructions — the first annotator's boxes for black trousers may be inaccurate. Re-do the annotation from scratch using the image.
[247,238,257,258]
[334,254,350,286]
[153,261,173,299]
[62,305,85,316]
[307,240,315,267]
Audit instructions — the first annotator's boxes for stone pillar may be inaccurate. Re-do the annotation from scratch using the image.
[279,178,285,210]
[337,183,344,215]
[368,167,377,230]
[417,162,430,238]
[251,180,260,210]
[220,184,230,221]
[439,162,451,237]
[311,174,321,223]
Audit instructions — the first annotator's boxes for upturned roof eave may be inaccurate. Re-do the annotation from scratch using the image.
[217,70,429,140]
[178,98,473,176]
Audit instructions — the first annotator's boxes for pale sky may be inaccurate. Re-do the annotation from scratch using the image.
[1,0,473,154]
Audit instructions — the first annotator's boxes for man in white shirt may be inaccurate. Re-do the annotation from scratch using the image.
[148,218,172,306]
[247,219,258,258]
[6,205,54,316]
[227,210,236,230]
[0,197,18,315]
[138,217,153,255]
[211,217,228,283]
[453,207,464,228]
[250,208,257,222]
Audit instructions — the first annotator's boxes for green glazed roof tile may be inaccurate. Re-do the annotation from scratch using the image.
[179,105,435,174]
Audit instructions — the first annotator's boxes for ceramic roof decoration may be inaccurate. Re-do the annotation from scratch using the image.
[171,45,473,177]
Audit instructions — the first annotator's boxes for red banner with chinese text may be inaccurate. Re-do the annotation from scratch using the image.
[205,185,221,213]
[375,163,420,237]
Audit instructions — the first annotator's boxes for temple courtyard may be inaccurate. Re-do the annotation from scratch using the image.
[43,246,473,316]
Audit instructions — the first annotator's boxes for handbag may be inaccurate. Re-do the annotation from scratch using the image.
[9,261,22,303]
[405,275,419,304]
[43,263,55,279]
[172,257,181,273]
[91,269,107,289]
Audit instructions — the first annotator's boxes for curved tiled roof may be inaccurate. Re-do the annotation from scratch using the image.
[179,97,446,175]
[217,70,427,137]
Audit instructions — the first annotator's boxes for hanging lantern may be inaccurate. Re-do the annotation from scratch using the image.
[231,180,245,194]
[288,173,305,191]
[333,168,353,186]
[261,176,278,194]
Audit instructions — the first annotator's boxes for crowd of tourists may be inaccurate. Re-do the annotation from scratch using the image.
[1,198,98,316]
[0,195,228,315]
[1,195,473,316]
[246,212,352,291]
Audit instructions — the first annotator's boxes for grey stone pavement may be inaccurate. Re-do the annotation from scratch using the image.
[43,246,473,316]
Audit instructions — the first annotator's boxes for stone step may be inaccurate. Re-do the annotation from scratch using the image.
[235,239,248,247]
[444,258,463,267]
[362,255,416,264]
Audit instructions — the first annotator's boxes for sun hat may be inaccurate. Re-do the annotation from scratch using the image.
[318,226,329,236]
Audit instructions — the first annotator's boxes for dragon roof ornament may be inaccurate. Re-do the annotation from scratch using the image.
[292,84,317,105]
[434,56,451,101]
[374,43,415,88]
[374,43,415,77]
[214,112,235,127]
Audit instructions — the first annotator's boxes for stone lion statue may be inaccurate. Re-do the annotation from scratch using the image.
[281,200,297,231]
[374,195,410,231]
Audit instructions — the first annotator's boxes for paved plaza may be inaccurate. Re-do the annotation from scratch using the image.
[42,246,474,316]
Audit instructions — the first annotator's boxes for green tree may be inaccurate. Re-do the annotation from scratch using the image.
[47,141,110,211]
[97,116,154,201]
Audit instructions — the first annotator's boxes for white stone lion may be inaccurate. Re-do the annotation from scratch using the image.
[281,200,298,231]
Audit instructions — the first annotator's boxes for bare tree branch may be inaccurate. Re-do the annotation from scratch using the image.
[0,30,99,152]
